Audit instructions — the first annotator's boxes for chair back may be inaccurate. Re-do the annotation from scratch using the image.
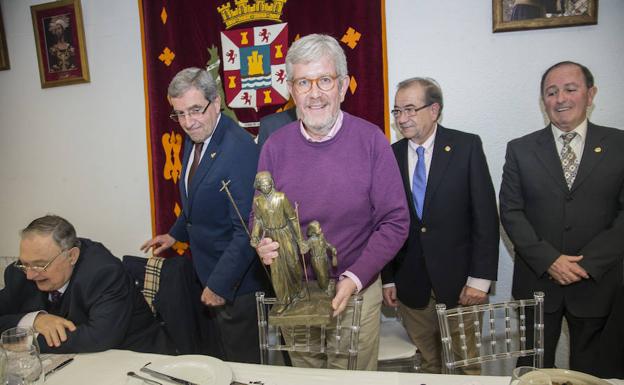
[436,292,544,374]
[122,255,217,355]
[0,257,17,289]
[255,291,363,370]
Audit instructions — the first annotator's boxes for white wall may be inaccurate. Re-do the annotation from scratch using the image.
[0,0,150,258]
[0,0,622,291]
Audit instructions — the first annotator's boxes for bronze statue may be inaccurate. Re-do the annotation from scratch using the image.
[250,171,309,314]
[306,221,337,296]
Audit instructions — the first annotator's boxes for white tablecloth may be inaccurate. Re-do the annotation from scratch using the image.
[42,349,622,385]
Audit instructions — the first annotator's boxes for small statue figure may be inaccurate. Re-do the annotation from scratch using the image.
[306,221,337,296]
[250,171,309,314]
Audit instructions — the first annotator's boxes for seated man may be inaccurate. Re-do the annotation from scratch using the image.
[0,215,172,354]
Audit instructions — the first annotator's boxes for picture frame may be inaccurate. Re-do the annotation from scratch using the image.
[493,0,598,33]
[31,0,90,88]
[0,5,9,71]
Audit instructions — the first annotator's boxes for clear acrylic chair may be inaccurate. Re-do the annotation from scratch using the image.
[255,291,363,370]
[377,307,420,372]
[436,291,545,374]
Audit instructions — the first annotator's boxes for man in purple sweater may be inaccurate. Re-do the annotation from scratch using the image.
[254,34,409,370]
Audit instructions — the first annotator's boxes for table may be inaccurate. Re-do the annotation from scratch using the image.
[42,350,622,385]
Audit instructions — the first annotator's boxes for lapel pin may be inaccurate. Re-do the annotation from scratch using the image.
[444,146,451,152]
[210,152,217,159]
[594,147,602,153]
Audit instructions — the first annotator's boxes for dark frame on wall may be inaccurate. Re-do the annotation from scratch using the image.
[0,5,10,71]
[493,0,598,33]
[31,0,90,88]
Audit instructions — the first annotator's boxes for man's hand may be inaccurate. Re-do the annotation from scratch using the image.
[382,286,398,307]
[255,237,279,265]
[458,285,488,306]
[33,313,76,348]
[201,287,225,306]
[547,255,589,285]
[331,278,357,317]
[140,234,176,256]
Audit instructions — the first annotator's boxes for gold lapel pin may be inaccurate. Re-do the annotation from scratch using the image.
[444,146,451,152]
[594,147,602,153]
[210,152,217,159]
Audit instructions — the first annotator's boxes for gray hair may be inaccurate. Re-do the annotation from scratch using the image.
[167,67,218,102]
[21,215,80,250]
[397,77,444,117]
[285,34,348,82]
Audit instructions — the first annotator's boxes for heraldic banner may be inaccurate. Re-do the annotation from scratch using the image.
[140,0,388,253]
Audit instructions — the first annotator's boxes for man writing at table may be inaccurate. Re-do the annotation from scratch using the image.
[0,215,171,353]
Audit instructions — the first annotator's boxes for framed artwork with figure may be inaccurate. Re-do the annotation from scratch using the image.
[31,0,90,88]
[0,4,9,71]
[493,0,598,32]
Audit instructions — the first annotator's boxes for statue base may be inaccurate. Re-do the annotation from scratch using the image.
[269,281,335,327]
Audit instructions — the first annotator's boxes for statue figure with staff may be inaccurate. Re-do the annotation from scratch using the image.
[250,171,309,314]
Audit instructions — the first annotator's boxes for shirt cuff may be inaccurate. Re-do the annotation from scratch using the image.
[340,271,363,293]
[382,283,396,289]
[18,311,45,329]
[466,277,491,293]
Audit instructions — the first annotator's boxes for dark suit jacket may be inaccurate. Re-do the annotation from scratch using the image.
[500,123,624,316]
[257,108,297,146]
[382,126,500,308]
[0,238,171,354]
[169,114,266,302]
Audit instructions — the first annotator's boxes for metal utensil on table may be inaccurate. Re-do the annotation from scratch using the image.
[140,362,198,385]
[127,371,162,385]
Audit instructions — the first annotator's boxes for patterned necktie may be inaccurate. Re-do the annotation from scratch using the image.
[49,290,62,304]
[412,146,427,219]
[560,132,578,189]
[188,142,204,185]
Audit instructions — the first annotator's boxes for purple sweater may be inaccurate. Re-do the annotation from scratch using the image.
[258,112,409,289]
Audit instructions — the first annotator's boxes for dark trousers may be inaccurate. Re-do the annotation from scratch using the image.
[209,291,261,364]
[519,304,607,376]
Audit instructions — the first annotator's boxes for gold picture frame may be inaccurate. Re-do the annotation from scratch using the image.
[493,0,598,33]
[31,0,90,88]
[0,4,9,71]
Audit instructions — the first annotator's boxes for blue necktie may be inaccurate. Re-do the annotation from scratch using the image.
[412,146,426,219]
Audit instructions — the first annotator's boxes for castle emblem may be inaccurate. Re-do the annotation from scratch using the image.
[220,22,289,109]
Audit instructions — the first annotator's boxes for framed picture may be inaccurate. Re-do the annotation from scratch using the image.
[0,5,9,71]
[493,0,598,33]
[31,0,89,88]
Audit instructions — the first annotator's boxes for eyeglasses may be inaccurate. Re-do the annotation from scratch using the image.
[14,249,69,274]
[289,75,340,94]
[391,103,433,119]
[169,102,211,122]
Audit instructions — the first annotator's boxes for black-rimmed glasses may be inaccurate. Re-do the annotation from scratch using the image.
[391,103,433,119]
[14,249,69,274]
[169,102,211,122]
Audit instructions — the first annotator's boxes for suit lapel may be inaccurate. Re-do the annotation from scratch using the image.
[571,122,607,192]
[423,126,454,218]
[533,126,569,193]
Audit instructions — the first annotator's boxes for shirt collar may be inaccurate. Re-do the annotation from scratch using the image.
[551,119,587,142]
[408,123,438,153]
[299,111,344,142]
